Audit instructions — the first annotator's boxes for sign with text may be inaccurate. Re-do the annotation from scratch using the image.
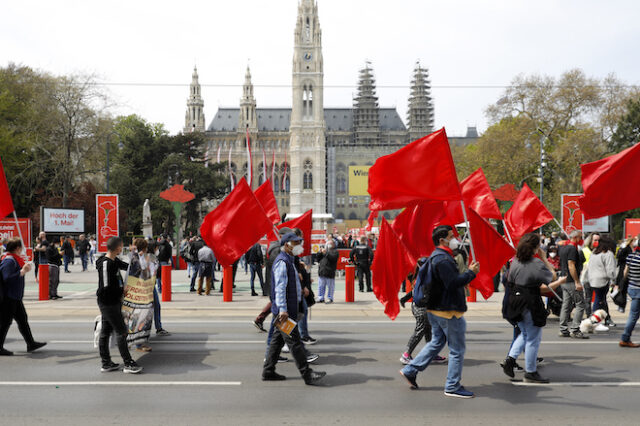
[310,230,325,254]
[42,208,84,233]
[624,219,640,239]
[561,194,609,234]
[0,218,33,261]
[96,194,119,252]
[348,165,370,196]
[337,249,352,270]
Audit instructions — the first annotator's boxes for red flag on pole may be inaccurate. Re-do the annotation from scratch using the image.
[0,157,15,218]
[579,142,640,219]
[365,210,378,232]
[504,183,554,241]
[466,207,515,299]
[371,218,416,320]
[392,201,445,261]
[368,128,461,211]
[200,178,273,267]
[440,168,502,225]
[269,210,313,256]
[254,180,280,225]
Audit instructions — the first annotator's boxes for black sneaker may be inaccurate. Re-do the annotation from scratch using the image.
[524,371,549,384]
[0,348,14,356]
[304,370,326,385]
[501,356,516,378]
[101,361,120,372]
[536,357,545,365]
[558,331,570,338]
[399,370,419,390]
[156,329,171,336]
[252,320,266,332]
[306,353,319,363]
[123,361,143,374]
[262,372,286,381]
[570,331,589,339]
[27,342,47,353]
[302,336,317,345]
[277,356,288,363]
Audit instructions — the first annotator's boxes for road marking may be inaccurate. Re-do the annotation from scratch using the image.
[513,382,640,387]
[0,381,241,387]
[49,340,264,344]
[29,319,509,325]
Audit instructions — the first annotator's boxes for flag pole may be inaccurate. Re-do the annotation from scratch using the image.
[502,220,515,247]
[459,199,477,261]
[553,218,571,239]
[11,210,27,261]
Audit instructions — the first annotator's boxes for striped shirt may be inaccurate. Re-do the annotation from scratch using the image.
[627,251,640,287]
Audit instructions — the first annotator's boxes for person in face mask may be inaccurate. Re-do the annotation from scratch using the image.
[316,240,339,303]
[558,230,588,339]
[546,245,560,272]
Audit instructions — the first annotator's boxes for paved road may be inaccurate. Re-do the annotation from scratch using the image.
[1,311,639,425]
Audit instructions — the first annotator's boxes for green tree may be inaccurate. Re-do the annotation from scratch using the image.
[610,97,640,152]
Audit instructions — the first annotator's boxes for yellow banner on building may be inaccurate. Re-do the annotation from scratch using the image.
[348,166,370,196]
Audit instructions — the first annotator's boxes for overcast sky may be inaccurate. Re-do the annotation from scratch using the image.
[3,0,639,137]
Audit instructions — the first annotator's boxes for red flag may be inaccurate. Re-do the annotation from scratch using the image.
[254,180,280,225]
[368,128,461,211]
[392,201,445,261]
[440,168,502,225]
[200,178,273,267]
[579,142,640,219]
[372,218,416,320]
[493,183,520,202]
[466,207,515,299]
[504,183,553,241]
[268,210,313,256]
[0,157,14,218]
[365,210,378,232]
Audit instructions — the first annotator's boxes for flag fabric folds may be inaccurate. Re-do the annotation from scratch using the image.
[368,128,461,211]
[199,178,273,268]
[365,210,378,232]
[392,201,445,262]
[0,157,15,218]
[268,210,313,257]
[440,168,502,226]
[579,142,640,219]
[466,208,515,300]
[371,218,416,320]
[254,180,280,225]
[504,183,554,241]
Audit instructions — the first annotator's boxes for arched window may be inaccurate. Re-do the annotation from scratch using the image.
[348,212,358,220]
[336,212,345,220]
[303,159,313,190]
[229,162,237,187]
[242,162,248,183]
[336,174,346,194]
[281,162,290,193]
[336,162,346,173]
[258,162,265,185]
[272,163,280,193]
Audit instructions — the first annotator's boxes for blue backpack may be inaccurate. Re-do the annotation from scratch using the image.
[412,253,445,307]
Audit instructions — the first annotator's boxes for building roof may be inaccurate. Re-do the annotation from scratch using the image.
[207,107,406,132]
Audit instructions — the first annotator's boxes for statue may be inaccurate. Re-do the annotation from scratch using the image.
[142,199,153,238]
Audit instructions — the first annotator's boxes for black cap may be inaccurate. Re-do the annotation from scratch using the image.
[280,232,302,246]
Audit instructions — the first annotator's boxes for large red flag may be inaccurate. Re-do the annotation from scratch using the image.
[0,157,14,218]
[440,168,502,225]
[200,178,273,267]
[579,142,640,219]
[466,207,515,299]
[392,201,445,261]
[268,210,313,256]
[372,218,416,320]
[365,210,378,232]
[368,128,461,211]
[254,179,280,225]
[504,184,553,241]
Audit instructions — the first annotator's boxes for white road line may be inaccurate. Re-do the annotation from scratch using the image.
[513,382,640,387]
[29,320,509,325]
[0,381,241,386]
[49,340,264,344]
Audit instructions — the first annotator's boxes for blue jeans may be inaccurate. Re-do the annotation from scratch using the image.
[63,255,71,272]
[153,287,162,331]
[621,286,640,343]
[401,312,466,392]
[317,276,335,301]
[592,285,609,315]
[190,261,200,290]
[508,310,542,373]
[80,253,88,271]
[299,298,309,339]
[249,264,264,293]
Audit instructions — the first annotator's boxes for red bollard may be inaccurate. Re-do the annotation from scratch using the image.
[345,264,355,302]
[467,285,477,303]
[38,264,49,301]
[161,264,172,302]
[223,266,233,302]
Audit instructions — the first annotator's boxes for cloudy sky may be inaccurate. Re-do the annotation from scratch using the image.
[3,0,639,136]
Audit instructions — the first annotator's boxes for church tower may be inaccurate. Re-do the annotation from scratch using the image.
[238,65,258,188]
[353,62,380,146]
[407,61,434,141]
[184,66,205,133]
[289,0,327,219]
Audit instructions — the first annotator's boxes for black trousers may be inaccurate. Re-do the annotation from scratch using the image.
[98,303,133,366]
[263,319,310,379]
[0,298,35,349]
[357,265,372,291]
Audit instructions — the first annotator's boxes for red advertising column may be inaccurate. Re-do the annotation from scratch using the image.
[96,194,119,253]
[38,264,49,301]
[467,285,477,303]
[223,266,233,302]
[345,264,355,302]
[161,264,172,302]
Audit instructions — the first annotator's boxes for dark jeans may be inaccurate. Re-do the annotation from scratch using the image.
[0,298,36,349]
[263,317,310,379]
[357,265,372,291]
[190,261,200,290]
[63,254,71,272]
[593,285,610,316]
[80,253,88,271]
[249,263,265,294]
[98,303,133,366]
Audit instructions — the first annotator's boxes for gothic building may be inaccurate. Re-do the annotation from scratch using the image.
[185,0,477,225]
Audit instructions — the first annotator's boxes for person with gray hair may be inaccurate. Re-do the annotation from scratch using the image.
[558,230,588,339]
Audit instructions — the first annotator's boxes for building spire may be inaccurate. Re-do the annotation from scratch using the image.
[184,65,205,133]
[353,61,380,145]
[407,61,434,140]
[239,64,257,131]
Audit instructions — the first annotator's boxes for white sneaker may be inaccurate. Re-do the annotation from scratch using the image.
[282,344,290,353]
[595,324,609,333]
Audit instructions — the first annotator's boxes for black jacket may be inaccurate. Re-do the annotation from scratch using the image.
[96,255,129,305]
[350,244,373,267]
[157,240,173,263]
[46,245,62,266]
[189,239,205,260]
[62,241,74,257]
[317,248,339,278]
[426,248,475,312]
[246,243,264,265]
[77,239,90,255]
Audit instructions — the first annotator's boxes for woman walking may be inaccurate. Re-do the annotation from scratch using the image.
[587,236,617,330]
[124,238,156,352]
[0,237,47,355]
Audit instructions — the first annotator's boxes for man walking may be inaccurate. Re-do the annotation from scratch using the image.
[46,240,62,299]
[558,230,589,339]
[350,236,374,292]
[316,240,339,303]
[61,236,74,273]
[77,234,90,272]
[189,236,205,292]
[246,243,265,296]
[262,233,326,385]
[400,225,479,398]
[196,243,215,295]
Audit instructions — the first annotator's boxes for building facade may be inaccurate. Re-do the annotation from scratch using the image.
[186,0,477,224]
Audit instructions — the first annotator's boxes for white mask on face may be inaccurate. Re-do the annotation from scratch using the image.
[632,239,639,248]
[549,252,557,258]
[291,244,304,256]
[449,238,461,250]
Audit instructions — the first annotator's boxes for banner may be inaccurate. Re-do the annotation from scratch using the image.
[310,230,326,254]
[96,194,119,252]
[337,249,352,270]
[42,208,84,233]
[122,275,155,345]
[624,219,640,239]
[561,194,609,234]
[348,166,370,196]
[0,218,32,261]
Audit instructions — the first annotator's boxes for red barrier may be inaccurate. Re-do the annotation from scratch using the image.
[345,264,355,302]
[223,266,233,302]
[466,285,477,303]
[38,264,49,301]
[161,264,172,302]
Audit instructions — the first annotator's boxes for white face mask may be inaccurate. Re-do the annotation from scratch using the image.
[449,238,460,250]
[291,244,304,256]
[632,239,639,248]
[549,252,557,258]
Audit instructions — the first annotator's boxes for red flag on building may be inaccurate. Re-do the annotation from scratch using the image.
[392,201,445,261]
[368,128,461,211]
[254,180,280,225]
[504,183,553,241]
[268,210,313,256]
[467,207,515,299]
[579,142,640,219]
[0,157,15,218]
[371,218,416,320]
[200,178,273,267]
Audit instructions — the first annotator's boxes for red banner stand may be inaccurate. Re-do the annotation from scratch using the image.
[345,264,355,303]
[223,266,233,302]
[161,264,172,302]
[38,264,49,301]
